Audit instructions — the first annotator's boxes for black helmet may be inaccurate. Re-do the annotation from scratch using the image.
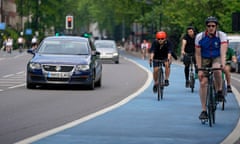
[187,26,195,31]
[205,16,218,25]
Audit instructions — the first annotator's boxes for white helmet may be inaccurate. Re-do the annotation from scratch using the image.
[31,37,37,44]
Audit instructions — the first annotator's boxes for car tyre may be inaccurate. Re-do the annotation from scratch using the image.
[237,62,240,73]
[95,75,102,87]
[87,73,95,90]
[26,82,36,89]
[88,80,95,90]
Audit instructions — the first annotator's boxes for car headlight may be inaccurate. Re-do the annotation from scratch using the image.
[113,52,118,56]
[76,65,90,71]
[29,62,41,70]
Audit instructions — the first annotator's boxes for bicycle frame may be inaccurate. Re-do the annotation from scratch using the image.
[198,67,222,127]
[186,53,195,92]
[151,59,168,101]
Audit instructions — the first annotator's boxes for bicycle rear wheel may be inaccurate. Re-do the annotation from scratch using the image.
[221,80,227,111]
[190,72,195,93]
[157,68,164,101]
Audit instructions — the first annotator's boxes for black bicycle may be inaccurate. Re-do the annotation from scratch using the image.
[198,67,222,127]
[220,72,227,110]
[185,53,196,93]
[150,59,168,101]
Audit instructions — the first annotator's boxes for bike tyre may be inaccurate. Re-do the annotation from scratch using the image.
[207,84,213,127]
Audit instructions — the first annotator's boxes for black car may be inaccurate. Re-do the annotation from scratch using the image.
[26,36,102,89]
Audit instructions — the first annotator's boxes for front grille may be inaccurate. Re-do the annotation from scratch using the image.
[43,65,74,72]
[47,77,69,81]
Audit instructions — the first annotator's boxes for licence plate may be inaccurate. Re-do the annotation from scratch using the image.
[47,72,70,78]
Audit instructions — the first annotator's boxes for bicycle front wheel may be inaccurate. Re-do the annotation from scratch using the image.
[207,84,215,127]
[190,72,195,93]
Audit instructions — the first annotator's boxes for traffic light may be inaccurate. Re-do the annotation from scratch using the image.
[83,32,92,38]
[66,15,73,29]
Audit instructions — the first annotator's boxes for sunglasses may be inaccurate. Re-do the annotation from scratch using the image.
[158,38,165,40]
[207,25,216,28]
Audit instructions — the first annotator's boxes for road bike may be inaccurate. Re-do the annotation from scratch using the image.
[18,44,24,53]
[150,59,168,101]
[185,53,196,93]
[220,72,227,111]
[198,67,222,127]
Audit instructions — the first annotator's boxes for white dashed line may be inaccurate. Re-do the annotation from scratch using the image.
[8,83,26,89]
[3,74,14,78]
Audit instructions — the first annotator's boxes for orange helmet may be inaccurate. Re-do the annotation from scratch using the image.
[156,31,167,39]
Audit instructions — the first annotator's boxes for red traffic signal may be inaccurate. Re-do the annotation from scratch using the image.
[66,16,73,29]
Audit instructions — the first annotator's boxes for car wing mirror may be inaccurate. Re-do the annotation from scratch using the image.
[92,51,101,56]
[27,48,35,55]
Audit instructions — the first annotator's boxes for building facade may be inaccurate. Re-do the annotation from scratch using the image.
[0,0,24,30]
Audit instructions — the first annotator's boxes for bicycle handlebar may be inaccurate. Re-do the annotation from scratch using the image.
[149,59,169,67]
[197,67,222,72]
[184,53,195,57]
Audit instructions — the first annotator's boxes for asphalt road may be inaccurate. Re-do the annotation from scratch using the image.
[0,50,148,144]
[1,49,240,144]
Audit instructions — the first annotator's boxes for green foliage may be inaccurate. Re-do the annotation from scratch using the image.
[15,0,240,40]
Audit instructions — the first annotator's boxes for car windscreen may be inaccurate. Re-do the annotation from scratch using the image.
[38,40,90,55]
[229,41,240,56]
[95,42,116,49]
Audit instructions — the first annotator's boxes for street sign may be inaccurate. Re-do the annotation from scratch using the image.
[0,23,6,30]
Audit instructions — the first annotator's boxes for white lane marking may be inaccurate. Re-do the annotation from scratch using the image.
[0,89,3,92]
[0,79,24,81]
[221,86,240,144]
[8,83,25,89]
[232,77,240,82]
[0,81,23,84]
[3,74,14,78]
[16,71,25,75]
[15,57,153,144]
[0,84,14,86]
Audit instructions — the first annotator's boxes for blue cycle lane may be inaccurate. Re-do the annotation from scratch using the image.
[19,51,240,144]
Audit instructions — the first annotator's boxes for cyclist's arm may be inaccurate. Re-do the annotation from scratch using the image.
[195,46,201,69]
[219,32,228,67]
[149,41,155,62]
[221,43,228,67]
[230,49,237,63]
[232,55,237,63]
[181,39,187,55]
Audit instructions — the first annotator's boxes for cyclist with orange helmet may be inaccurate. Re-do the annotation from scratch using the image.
[149,31,173,93]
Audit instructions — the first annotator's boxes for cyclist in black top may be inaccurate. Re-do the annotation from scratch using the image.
[181,26,197,87]
[149,31,173,93]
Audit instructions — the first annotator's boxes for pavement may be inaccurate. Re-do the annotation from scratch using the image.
[16,49,240,144]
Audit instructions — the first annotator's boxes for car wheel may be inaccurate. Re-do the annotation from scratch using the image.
[237,62,240,73]
[26,82,36,89]
[95,75,102,87]
[115,60,119,64]
[88,80,95,90]
[87,73,95,90]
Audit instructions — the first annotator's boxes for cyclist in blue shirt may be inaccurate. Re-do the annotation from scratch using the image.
[195,16,228,119]
[149,31,172,93]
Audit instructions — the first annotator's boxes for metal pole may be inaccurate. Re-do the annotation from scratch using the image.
[159,0,162,30]
[0,0,3,22]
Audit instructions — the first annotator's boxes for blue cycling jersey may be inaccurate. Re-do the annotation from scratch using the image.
[199,35,221,58]
[195,31,228,58]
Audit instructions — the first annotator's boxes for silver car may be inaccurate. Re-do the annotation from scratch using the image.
[228,35,240,73]
[94,40,119,64]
